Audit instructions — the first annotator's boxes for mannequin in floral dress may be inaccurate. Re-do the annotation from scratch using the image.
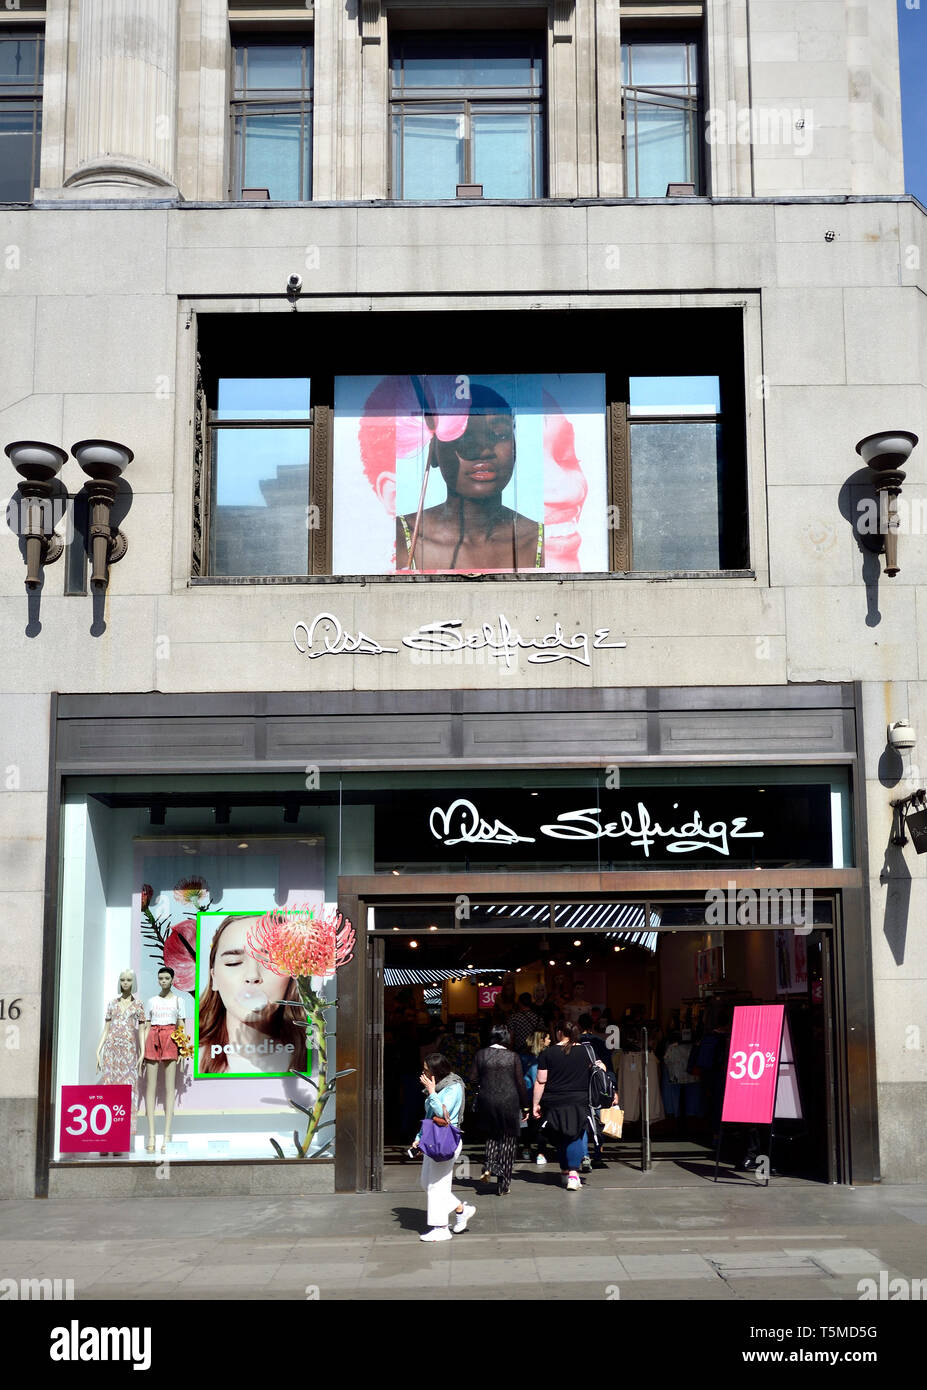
[96,969,146,1151]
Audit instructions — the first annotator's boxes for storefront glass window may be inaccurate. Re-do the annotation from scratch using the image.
[52,766,849,1167]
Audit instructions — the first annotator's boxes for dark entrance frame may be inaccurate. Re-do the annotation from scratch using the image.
[334,869,868,1193]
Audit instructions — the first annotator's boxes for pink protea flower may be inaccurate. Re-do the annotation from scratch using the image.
[246,905,355,980]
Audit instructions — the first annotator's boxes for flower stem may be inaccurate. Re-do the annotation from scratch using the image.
[297,1000,328,1157]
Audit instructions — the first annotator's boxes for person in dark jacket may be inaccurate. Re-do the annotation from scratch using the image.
[470,1024,528,1195]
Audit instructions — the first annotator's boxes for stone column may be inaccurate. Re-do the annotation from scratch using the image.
[64,0,180,198]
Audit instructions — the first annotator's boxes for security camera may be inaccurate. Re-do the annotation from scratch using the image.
[286,274,302,301]
[888,720,916,752]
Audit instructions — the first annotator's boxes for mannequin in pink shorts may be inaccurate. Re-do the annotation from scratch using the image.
[141,966,185,1153]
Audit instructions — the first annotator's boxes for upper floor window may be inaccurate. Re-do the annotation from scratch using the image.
[231,39,313,201]
[628,375,737,571]
[621,38,700,197]
[0,27,43,202]
[390,35,545,199]
[206,377,312,576]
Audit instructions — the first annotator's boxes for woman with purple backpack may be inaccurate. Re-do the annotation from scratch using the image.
[411,1052,475,1242]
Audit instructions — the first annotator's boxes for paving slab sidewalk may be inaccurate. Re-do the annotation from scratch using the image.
[2,1176,927,1302]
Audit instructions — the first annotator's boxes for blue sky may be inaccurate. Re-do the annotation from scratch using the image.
[899,0,927,204]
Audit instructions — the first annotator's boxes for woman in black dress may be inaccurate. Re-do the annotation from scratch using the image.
[532,1020,595,1190]
[470,1024,529,1195]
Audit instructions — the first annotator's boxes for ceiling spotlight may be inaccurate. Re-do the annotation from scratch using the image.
[409,940,418,949]
[573,939,581,947]
[549,959,556,966]
[237,842,249,850]
[429,925,438,931]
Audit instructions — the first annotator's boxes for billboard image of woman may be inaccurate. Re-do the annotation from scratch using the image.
[332,373,608,574]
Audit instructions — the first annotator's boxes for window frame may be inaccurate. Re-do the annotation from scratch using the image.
[388,33,546,200]
[229,34,314,202]
[622,379,740,573]
[0,24,43,204]
[197,372,322,580]
[191,311,749,583]
[620,30,702,198]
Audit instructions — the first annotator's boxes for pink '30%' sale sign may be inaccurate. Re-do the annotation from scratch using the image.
[59,1085,132,1153]
[720,1005,785,1125]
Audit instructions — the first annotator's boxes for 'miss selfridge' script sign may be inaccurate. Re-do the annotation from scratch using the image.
[374,787,835,868]
[293,612,627,669]
[430,797,765,858]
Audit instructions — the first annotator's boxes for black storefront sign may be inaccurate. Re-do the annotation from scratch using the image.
[375,785,835,868]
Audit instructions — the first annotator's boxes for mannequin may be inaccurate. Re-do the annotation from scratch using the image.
[141,966,186,1153]
[96,968,146,1151]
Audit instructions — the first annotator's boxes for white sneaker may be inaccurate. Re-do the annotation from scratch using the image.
[420,1226,453,1242]
[535,1153,547,1166]
[566,1172,582,1191]
[452,1203,476,1234]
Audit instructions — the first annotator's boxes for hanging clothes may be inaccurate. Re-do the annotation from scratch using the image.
[618,1050,664,1123]
[661,1041,702,1117]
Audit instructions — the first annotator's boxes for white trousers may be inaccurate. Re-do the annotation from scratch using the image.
[421,1140,463,1228]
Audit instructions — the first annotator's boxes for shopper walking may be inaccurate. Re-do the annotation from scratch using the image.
[532,1021,597,1190]
[470,1024,529,1195]
[511,992,543,1054]
[521,1028,550,1163]
[412,1052,474,1242]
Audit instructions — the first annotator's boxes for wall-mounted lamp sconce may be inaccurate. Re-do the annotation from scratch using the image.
[4,440,68,587]
[71,439,133,589]
[855,430,919,577]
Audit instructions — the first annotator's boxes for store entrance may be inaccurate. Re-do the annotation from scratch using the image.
[373,900,838,1188]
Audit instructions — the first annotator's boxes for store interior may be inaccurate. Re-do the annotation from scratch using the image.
[379,905,833,1181]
